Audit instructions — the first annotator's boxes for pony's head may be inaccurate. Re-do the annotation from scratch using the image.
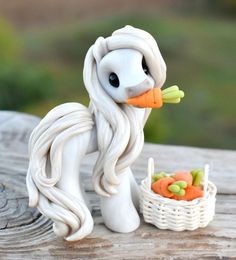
[83,25,166,196]
[97,48,155,103]
[85,25,166,103]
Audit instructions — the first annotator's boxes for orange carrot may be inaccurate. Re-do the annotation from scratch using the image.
[127,88,163,108]
[152,177,175,198]
[172,185,203,201]
[160,177,175,198]
[151,179,162,195]
[173,171,193,186]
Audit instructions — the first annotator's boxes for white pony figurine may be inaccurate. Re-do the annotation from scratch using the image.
[26,25,184,241]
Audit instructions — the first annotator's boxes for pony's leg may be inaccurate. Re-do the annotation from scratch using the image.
[57,132,90,205]
[55,130,95,239]
[100,167,140,233]
[129,170,140,210]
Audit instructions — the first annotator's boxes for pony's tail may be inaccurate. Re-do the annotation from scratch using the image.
[26,102,94,241]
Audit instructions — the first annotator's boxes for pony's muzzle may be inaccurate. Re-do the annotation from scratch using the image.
[125,79,153,98]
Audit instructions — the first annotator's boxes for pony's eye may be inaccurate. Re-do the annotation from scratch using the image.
[142,57,149,75]
[109,72,120,88]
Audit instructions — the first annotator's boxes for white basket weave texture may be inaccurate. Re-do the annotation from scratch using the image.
[140,178,217,231]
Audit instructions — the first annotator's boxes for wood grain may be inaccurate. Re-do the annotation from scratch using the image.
[0,111,235,259]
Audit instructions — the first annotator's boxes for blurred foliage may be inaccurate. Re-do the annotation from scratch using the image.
[0,62,54,110]
[1,5,235,149]
[0,19,55,110]
[0,18,21,62]
[22,11,236,149]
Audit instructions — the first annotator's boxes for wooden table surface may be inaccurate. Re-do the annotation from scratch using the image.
[0,111,235,260]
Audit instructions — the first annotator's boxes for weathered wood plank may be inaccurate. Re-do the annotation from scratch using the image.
[0,111,235,259]
[1,204,236,259]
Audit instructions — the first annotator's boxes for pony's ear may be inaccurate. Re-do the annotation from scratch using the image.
[92,37,109,64]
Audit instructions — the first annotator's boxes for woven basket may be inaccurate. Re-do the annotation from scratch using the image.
[140,158,217,231]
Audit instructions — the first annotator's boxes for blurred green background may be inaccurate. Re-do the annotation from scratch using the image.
[0,0,235,149]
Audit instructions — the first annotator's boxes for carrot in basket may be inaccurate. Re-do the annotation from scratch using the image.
[191,169,203,186]
[151,179,161,195]
[173,171,193,186]
[152,177,175,198]
[172,185,203,201]
[152,172,166,183]
[151,179,159,194]
[168,181,187,197]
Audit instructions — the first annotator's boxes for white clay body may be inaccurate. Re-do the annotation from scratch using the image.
[101,168,140,233]
[26,25,167,241]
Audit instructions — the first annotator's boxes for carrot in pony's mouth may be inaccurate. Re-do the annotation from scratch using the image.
[126,85,185,108]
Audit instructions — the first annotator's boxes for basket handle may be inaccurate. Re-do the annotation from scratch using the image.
[203,164,209,198]
[147,157,155,190]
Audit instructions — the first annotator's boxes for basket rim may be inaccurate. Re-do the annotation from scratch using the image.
[141,178,217,206]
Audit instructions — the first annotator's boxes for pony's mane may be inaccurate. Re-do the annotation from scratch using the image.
[84,25,166,196]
